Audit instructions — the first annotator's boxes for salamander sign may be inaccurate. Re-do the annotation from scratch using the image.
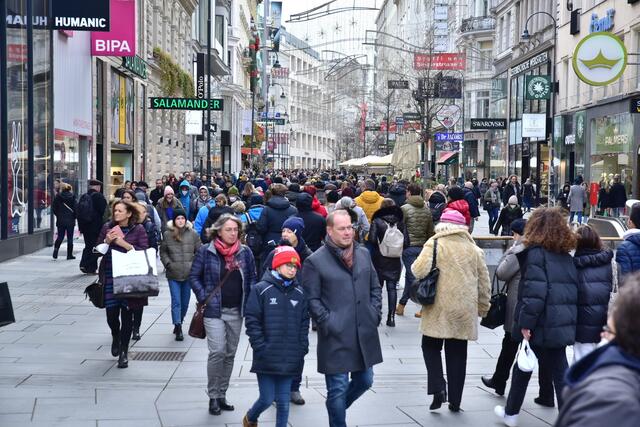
[149,98,224,111]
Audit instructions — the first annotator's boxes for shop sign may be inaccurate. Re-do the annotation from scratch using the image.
[395,116,405,126]
[271,67,289,79]
[590,9,615,33]
[436,141,460,151]
[365,125,381,131]
[150,97,224,111]
[122,56,147,79]
[470,118,506,130]
[52,0,110,31]
[510,52,549,76]
[403,112,421,121]
[196,53,206,99]
[630,97,640,114]
[388,80,409,89]
[434,132,464,142]
[575,111,586,145]
[565,134,576,145]
[573,32,627,86]
[91,0,136,56]
[185,111,203,135]
[525,75,551,100]
[413,53,466,70]
[522,113,547,138]
[436,104,461,129]
[437,77,462,99]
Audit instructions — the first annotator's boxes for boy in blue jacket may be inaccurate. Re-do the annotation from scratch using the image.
[243,246,309,427]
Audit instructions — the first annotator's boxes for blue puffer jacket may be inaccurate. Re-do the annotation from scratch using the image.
[574,248,613,344]
[245,271,309,376]
[178,180,193,220]
[193,200,216,235]
[189,242,257,318]
[616,230,640,280]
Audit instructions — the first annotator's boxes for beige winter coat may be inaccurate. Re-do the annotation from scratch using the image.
[411,227,491,341]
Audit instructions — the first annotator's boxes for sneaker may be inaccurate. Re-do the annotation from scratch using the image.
[494,405,518,427]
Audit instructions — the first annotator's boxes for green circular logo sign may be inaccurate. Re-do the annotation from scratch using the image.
[526,76,551,100]
[573,32,627,87]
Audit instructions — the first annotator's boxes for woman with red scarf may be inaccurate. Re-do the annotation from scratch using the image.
[189,214,257,416]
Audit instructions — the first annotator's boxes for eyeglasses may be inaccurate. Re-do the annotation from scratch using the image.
[282,263,298,269]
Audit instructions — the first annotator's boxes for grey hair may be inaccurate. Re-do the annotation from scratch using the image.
[207,214,244,242]
[336,196,355,209]
[434,222,468,234]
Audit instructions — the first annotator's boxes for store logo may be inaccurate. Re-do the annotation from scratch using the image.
[590,9,615,33]
[577,115,585,139]
[573,32,627,86]
[525,75,551,100]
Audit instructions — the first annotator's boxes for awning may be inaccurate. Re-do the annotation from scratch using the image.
[437,151,459,165]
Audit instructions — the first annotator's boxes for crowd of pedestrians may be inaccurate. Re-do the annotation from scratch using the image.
[49,169,640,426]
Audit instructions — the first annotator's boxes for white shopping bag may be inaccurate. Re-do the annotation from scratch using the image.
[112,248,159,297]
[517,340,538,372]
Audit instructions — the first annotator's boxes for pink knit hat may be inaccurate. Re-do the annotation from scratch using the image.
[440,209,467,225]
[164,186,175,196]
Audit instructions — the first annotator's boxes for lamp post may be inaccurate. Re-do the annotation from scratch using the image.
[521,11,557,207]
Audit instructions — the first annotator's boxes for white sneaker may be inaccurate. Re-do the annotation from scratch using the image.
[494,405,518,427]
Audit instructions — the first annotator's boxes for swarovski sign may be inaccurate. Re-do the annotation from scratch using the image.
[470,119,507,130]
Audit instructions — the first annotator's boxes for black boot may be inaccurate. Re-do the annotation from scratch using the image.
[53,246,59,259]
[429,390,447,410]
[132,327,141,341]
[117,350,128,368]
[386,284,397,327]
[110,335,120,357]
[217,398,234,411]
[208,398,221,415]
[481,375,505,396]
[67,245,76,260]
[175,324,184,341]
[386,313,395,327]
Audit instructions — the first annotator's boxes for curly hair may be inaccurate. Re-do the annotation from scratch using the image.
[523,207,576,253]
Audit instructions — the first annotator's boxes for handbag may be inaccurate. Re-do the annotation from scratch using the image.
[84,278,105,309]
[189,270,233,339]
[0,282,16,327]
[410,239,439,306]
[481,273,508,329]
[112,247,159,298]
[517,340,538,372]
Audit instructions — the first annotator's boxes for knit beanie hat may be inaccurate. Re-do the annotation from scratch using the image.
[327,190,341,204]
[508,195,518,205]
[282,216,305,236]
[511,218,527,235]
[440,209,467,225]
[250,194,264,206]
[304,186,317,197]
[228,186,239,196]
[173,208,187,220]
[447,186,464,201]
[164,186,175,196]
[135,192,147,202]
[271,246,301,270]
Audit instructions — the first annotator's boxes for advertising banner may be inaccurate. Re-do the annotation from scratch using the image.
[414,53,465,70]
[196,53,206,99]
[522,114,547,138]
[53,0,110,31]
[91,0,136,57]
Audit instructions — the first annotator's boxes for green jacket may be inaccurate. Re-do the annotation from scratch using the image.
[160,221,202,281]
[401,195,435,247]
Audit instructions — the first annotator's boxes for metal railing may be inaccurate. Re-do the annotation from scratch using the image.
[460,16,496,34]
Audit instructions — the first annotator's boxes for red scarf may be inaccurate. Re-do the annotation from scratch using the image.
[214,238,241,270]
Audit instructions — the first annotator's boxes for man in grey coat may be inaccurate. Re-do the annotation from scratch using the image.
[567,179,587,224]
[302,210,383,427]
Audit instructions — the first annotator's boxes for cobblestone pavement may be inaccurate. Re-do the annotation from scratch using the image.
[0,211,558,426]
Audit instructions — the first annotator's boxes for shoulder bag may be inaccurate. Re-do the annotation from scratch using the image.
[188,270,233,339]
[84,277,105,309]
[410,239,439,305]
[480,272,507,329]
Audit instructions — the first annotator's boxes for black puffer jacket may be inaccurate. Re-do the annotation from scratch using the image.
[52,190,76,228]
[296,193,326,252]
[514,246,579,348]
[257,195,298,245]
[573,248,613,343]
[387,184,407,207]
[245,271,310,376]
[199,205,235,243]
[493,205,524,236]
[369,206,409,282]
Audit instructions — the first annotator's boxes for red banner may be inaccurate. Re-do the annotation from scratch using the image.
[413,53,466,70]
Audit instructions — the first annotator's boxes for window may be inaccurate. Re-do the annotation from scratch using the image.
[215,15,224,48]
[476,91,490,118]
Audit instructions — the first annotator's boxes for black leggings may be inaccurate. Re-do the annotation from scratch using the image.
[106,306,134,351]
[133,307,143,330]
[380,279,397,316]
[54,225,74,251]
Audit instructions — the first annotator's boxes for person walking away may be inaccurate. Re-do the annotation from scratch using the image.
[397,183,435,317]
[256,183,298,251]
[444,186,471,226]
[156,186,184,234]
[241,194,265,262]
[243,246,310,427]
[463,182,481,233]
[597,181,610,216]
[302,210,383,427]
[296,192,326,252]
[493,196,524,236]
[568,179,587,224]
[387,181,407,207]
[522,178,535,212]
[482,219,553,397]
[616,203,640,278]
[608,174,627,217]
[78,179,108,274]
[484,181,502,232]
[354,178,383,225]
[335,197,369,243]
[502,175,522,206]
[96,201,149,368]
[572,225,613,363]
[52,182,76,260]
[369,199,409,326]
[555,276,640,427]
[412,209,491,412]
[160,208,201,341]
[428,185,447,223]
[189,214,257,416]
[495,207,578,426]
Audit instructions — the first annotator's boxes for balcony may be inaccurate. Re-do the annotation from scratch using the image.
[460,16,496,34]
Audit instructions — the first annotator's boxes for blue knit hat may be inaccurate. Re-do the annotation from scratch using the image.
[282,216,304,235]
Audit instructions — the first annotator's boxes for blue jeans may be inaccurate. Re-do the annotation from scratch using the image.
[488,207,500,232]
[325,368,374,427]
[570,211,583,224]
[399,246,422,305]
[247,374,293,427]
[168,279,191,325]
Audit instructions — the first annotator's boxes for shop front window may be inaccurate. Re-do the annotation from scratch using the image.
[33,25,51,231]
[590,113,633,196]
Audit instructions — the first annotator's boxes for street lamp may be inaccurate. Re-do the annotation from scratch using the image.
[521,11,557,207]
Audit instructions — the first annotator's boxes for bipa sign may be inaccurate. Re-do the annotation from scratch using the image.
[91,0,136,57]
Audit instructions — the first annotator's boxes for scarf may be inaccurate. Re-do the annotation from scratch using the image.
[325,235,355,270]
[214,238,241,271]
[271,270,294,287]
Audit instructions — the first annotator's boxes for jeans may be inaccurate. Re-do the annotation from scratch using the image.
[168,279,191,325]
[505,345,568,415]
[422,336,468,407]
[569,211,583,224]
[488,207,500,232]
[204,307,243,399]
[54,225,74,255]
[399,246,422,305]
[247,374,293,427]
[612,207,623,217]
[325,368,374,427]
[106,306,134,351]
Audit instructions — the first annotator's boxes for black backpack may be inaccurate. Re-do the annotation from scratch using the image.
[76,193,94,224]
[244,212,263,256]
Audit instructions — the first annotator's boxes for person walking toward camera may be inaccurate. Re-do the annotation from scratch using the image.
[243,246,309,427]
[160,208,201,341]
[52,182,76,260]
[189,214,257,416]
